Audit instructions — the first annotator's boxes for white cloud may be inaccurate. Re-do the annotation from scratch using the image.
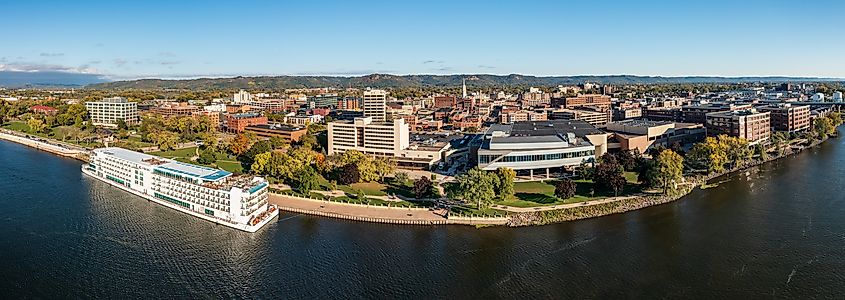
[0,62,99,74]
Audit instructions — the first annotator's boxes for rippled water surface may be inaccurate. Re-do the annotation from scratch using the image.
[1,138,844,298]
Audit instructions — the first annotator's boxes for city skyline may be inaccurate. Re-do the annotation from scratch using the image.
[2,0,845,80]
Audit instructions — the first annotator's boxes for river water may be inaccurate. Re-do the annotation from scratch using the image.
[1,137,844,299]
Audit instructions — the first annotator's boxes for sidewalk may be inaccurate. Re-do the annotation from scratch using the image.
[269,194,449,222]
[492,195,640,213]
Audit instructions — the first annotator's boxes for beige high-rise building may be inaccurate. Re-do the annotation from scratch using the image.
[85,97,139,127]
[327,117,409,157]
[363,89,387,121]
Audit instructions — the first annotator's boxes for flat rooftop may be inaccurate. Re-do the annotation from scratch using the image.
[246,123,306,131]
[489,119,603,137]
[96,147,232,181]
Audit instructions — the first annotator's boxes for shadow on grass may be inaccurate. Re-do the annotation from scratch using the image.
[384,184,415,198]
[514,192,558,204]
[575,181,642,198]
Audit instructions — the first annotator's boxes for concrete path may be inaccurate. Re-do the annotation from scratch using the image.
[492,195,640,212]
[269,194,449,221]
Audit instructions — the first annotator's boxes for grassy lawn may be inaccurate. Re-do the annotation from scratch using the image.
[214,160,244,173]
[450,205,508,217]
[333,196,422,207]
[500,178,642,208]
[624,171,639,184]
[149,147,197,159]
[338,182,388,196]
[2,121,103,148]
[335,180,415,198]
[2,121,31,133]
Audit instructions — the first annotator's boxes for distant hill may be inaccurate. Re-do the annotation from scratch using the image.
[87,74,843,90]
[0,71,108,88]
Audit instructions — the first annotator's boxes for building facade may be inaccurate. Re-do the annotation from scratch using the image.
[363,89,387,121]
[705,109,771,145]
[225,113,268,133]
[476,120,607,179]
[85,97,139,127]
[758,104,810,132]
[550,108,609,127]
[327,117,410,157]
[151,102,201,118]
[244,124,307,142]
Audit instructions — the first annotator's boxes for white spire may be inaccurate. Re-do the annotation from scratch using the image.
[462,78,467,98]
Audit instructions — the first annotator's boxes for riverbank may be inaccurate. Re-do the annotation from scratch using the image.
[0,129,90,161]
[3,124,836,228]
[269,194,509,226]
[505,135,834,226]
[270,134,835,227]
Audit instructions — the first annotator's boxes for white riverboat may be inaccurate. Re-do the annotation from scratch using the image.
[81,147,278,232]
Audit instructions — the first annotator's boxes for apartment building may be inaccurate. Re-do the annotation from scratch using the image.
[550,108,610,127]
[225,113,268,133]
[499,110,548,124]
[682,103,752,124]
[556,94,612,109]
[85,97,139,127]
[757,103,810,132]
[151,102,201,118]
[705,109,771,145]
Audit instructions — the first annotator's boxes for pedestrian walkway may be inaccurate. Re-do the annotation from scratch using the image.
[269,194,448,222]
[491,195,640,212]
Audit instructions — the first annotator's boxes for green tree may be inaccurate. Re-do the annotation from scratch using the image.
[27,117,47,134]
[593,156,626,196]
[148,131,180,151]
[199,132,218,150]
[648,149,684,193]
[687,136,728,173]
[495,167,516,200]
[269,135,289,149]
[754,144,769,161]
[292,166,318,193]
[554,178,577,199]
[197,149,217,165]
[393,172,410,185]
[413,176,433,199]
[814,116,834,138]
[116,118,128,131]
[829,112,843,127]
[719,135,750,168]
[449,167,499,209]
[240,140,272,167]
[615,150,637,171]
[371,158,395,183]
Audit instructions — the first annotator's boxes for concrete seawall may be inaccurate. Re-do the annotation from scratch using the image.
[272,194,509,226]
[0,131,88,161]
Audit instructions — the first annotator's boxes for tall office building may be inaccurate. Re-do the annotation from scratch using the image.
[327,117,409,156]
[363,89,387,121]
[85,97,139,127]
[233,90,253,103]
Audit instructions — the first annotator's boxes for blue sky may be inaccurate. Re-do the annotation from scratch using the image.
[1,0,844,79]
